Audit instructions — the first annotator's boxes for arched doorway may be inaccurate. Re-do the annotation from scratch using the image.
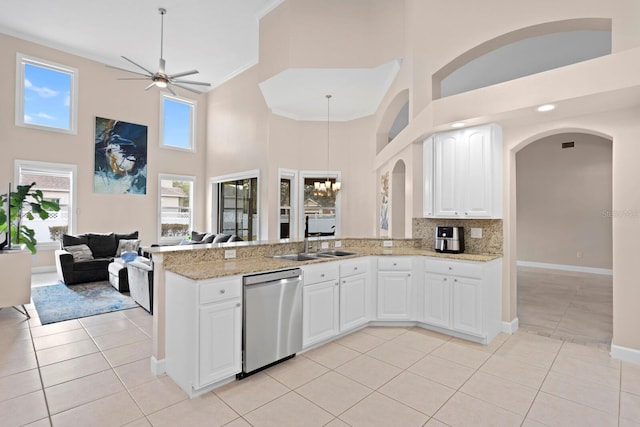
[391,160,406,238]
[514,131,612,345]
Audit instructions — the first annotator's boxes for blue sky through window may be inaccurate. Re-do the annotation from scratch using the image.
[163,98,193,149]
[23,63,71,130]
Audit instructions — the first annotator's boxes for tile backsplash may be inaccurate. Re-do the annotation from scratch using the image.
[412,218,503,255]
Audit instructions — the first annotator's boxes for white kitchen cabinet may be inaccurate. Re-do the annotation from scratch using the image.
[165,272,242,397]
[198,299,242,387]
[377,257,413,320]
[302,263,339,348]
[422,257,501,343]
[339,258,370,332]
[424,123,502,218]
[422,272,451,328]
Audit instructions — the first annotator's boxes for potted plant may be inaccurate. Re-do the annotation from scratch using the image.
[0,182,61,254]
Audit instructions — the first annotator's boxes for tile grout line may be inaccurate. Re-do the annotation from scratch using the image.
[27,315,54,426]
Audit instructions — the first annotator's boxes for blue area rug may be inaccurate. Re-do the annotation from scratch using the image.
[32,281,139,325]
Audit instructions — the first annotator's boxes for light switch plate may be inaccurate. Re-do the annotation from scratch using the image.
[224,250,236,259]
[470,228,483,238]
[383,240,393,247]
[321,242,329,249]
[334,240,342,248]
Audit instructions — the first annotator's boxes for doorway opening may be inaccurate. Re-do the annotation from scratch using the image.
[391,160,406,238]
[515,132,612,346]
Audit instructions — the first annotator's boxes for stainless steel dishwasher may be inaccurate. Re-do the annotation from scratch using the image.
[240,268,303,377]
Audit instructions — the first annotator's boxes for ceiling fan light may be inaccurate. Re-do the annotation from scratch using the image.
[155,80,167,88]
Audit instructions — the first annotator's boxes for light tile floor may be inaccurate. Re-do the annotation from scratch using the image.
[1,273,637,426]
[517,267,613,346]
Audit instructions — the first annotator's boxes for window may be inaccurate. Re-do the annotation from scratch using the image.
[211,171,259,241]
[300,172,341,237]
[16,53,78,134]
[160,94,196,151]
[158,175,194,243]
[278,169,297,240]
[14,160,77,248]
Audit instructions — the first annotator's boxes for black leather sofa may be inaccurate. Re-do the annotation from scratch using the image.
[55,231,139,285]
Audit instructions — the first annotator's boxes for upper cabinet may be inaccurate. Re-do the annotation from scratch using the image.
[423,124,503,218]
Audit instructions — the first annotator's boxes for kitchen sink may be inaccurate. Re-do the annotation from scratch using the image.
[272,253,320,262]
[317,250,357,257]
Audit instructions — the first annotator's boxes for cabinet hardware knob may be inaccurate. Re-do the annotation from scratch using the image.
[354,267,358,270]
[455,212,458,215]
[454,279,458,282]
[236,303,241,307]
[220,289,225,294]
[448,267,452,270]
[342,280,346,284]
[393,263,397,266]
[444,278,447,281]
[336,282,340,286]
[465,212,468,215]
[321,274,325,278]
[408,273,411,277]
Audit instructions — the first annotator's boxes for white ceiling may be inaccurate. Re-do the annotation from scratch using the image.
[2,0,399,121]
[0,0,284,90]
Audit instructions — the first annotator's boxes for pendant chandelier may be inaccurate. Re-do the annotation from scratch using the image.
[314,94,341,195]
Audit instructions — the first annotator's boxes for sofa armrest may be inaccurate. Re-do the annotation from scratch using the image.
[54,249,74,283]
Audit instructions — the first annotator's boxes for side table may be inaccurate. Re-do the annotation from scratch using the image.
[0,249,31,318]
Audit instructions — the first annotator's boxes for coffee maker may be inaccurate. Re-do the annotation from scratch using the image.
[435,226,464,254]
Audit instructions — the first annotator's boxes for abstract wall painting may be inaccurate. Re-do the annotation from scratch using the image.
[380,171,389,231]
[94,117,148,194]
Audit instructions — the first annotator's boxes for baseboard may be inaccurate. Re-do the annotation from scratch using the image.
[611,344,640,365]
[150,356,166,375]
[502,317,519,334]
[32,265,56,274]
[517,260,612,276]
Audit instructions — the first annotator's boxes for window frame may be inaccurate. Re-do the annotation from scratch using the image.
[278,168,297,241]
[15,53,78,134]
[14,159,77,251]
[299,170,341,238]
[159,93,197,152]
[210,170,260,240]
[158,173,195,244]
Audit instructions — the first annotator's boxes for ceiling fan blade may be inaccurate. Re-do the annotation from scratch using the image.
[159,58,166,74]
[144,82,156,91]
[171,82,204,94]
[167,85,177,96]
[106,64,151,77]
[121,56,156,76]
[171,79,211,87]
[117,77,152,81]
[168,69,199,79]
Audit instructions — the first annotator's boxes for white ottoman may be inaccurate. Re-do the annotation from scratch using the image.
[108,258,129,292]
[127,258,153,313]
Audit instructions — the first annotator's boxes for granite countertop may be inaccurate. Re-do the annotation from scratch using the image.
[165,247,501,281]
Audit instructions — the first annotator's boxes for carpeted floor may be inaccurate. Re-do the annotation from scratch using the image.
[31,280,139,324]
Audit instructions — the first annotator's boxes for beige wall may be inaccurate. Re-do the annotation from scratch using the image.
[516,133,612,269]
[0,34,208,268]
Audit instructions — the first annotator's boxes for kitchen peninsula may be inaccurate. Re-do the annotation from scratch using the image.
[146,237,502,396]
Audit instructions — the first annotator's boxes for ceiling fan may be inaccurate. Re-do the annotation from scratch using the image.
[107,8,210,96]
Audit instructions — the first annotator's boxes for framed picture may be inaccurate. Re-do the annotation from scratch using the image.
[94,117,148,194]
[380,171,389,231]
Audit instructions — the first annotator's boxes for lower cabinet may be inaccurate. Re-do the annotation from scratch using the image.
[422,257,501,342]
[302,263,339,348]
[377,257,413,320]
[165,272,242,397]
[339,258,370,332]
[198,299,242,387]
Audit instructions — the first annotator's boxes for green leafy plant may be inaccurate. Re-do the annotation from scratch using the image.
[0,182,61,254]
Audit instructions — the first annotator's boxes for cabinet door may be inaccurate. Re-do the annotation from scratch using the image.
[340,273,367,332]
[423,137,434,217]
[303,280,339,348]
[377,271,412,320]
[423,273,451,328]
[460,127,493,217]
[433,134,460,217]
[198,299,242,387]
[452,276,483,336]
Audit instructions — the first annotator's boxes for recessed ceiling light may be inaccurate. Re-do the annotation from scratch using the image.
[451,122,465,128]
[537,104,556,112]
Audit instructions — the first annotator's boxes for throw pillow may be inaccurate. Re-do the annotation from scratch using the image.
[87,233,117,258]
[202,233,216,244]
[115,239,141,256]
[62,234,88,248]
[65,244,94,262]
[191,231,207,242]
[228,235,243,242]
[115,231,139,247]
[212,234,231,243]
